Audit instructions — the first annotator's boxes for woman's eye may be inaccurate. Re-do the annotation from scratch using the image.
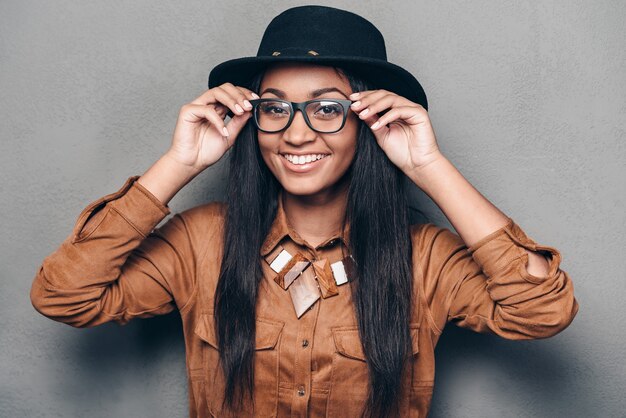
[262,105,288,115]
[315,105,341,117]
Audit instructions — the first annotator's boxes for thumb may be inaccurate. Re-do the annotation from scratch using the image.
[362,113,390,148]
[223,112,253,142]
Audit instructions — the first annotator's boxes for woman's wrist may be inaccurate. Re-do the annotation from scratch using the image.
[404,151,449,194]
[137,153,203,206]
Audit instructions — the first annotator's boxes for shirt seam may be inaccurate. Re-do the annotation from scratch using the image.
[418,272,441,336]
[108,205,148,238]
[467,217,514,253]
[132,178,171,216]
[448,312,547,328]
[174,212,199,315]
[414,223,443,336]
[99,300,174,319]
[186,203,226,316]
[73,205,111,243]
[481,252,527,280]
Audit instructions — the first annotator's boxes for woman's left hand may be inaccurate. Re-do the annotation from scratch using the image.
[349,89,443,174]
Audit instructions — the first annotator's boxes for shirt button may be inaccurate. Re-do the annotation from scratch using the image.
[302,339,309,347]
[297,385,305,396]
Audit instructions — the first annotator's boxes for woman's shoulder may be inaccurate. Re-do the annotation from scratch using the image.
[180,200,228,220]
[171,201,228,239]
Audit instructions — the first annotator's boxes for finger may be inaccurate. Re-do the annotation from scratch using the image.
[182,104,230,136]
[211,103,229,119]
[350,89,395,122]
[350,88,404,104]
[358,111,382,131]
[349,89,378,101]
[204,85,249,117]
[237,86,261,100]
[370,106,425,130]
[224,83,260,100]
[223,111,253,146]
[357,111,393,147]
[351,90,417,117]
[190,83,258,114]
[191,88,218,105]
[210,82,260,116]
[219,82,257,113]
[350,88,417,108]
[351,93,398,121]
[359,109,419,152]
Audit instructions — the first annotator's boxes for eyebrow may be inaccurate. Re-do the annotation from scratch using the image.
[259,87,350,99]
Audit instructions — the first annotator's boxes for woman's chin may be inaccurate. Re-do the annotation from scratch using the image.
[279,174,350,199]
[280,180,326,197]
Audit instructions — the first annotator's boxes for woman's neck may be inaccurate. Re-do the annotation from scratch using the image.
[282,183,348,249]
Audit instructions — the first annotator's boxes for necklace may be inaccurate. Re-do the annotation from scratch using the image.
[263,244,356,318]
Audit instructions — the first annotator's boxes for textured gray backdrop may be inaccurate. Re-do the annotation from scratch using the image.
[2,1,624,417]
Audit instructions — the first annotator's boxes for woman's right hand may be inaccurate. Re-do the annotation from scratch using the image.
[166,83,259,173]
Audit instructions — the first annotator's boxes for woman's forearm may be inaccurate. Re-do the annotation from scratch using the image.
[406,152,550,277]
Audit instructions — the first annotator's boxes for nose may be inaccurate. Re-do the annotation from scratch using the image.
[283,109,316,145]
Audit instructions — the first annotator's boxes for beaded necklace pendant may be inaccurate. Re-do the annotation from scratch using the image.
[264,245,355,318]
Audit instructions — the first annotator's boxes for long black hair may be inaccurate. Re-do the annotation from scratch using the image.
[213,65,415,418]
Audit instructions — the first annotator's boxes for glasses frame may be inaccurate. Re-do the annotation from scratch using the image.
[249,98,353,134]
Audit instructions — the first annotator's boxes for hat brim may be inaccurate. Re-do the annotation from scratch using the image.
[208,56,428,110]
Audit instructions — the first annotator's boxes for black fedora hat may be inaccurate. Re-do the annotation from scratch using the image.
[208,5,428,110]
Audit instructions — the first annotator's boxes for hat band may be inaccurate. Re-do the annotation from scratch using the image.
[263,46,322,57]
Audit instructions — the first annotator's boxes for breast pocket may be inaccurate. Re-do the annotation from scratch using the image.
[193,311,284,418]
[327,323,420,418]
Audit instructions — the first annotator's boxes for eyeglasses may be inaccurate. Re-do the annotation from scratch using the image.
[249,98,353,134]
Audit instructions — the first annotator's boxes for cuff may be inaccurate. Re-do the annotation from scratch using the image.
[72,175,171,242]
[467,217,562,282]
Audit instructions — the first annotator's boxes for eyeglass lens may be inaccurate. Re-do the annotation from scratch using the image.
[255,100,345,133]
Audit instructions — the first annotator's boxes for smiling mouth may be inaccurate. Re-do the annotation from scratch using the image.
[281,153,329,165]
[278,152,330,173]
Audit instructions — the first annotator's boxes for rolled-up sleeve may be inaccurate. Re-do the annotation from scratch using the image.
[30,175,197,328]
[413,217,579,340]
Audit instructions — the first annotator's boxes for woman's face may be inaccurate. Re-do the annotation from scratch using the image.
[256,62,359,197]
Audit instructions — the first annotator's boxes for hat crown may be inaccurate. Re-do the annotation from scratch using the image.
[208,5,428,110]
[256,5,387,61]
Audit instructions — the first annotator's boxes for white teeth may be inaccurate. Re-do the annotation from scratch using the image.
[283,153,327,165]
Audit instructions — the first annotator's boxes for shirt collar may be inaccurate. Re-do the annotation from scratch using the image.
[259,189,351,257]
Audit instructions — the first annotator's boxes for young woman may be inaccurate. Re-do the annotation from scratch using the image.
[30,5,579,418]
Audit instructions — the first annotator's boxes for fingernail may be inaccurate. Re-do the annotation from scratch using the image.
[235,104,244,113]
[371,121,380,129]
[251,93,260,99]
[351,101,361,108]
[243,100,252,109]
[350,92,360,99]
[222,127,229,136]
[360,108,369,117]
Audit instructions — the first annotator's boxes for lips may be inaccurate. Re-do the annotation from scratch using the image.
[279,153,329,173]
[283,153,328,165]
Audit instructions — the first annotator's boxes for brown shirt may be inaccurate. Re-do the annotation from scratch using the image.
[30,175,579,418]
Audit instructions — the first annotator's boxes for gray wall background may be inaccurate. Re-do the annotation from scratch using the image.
[2,1,624,417]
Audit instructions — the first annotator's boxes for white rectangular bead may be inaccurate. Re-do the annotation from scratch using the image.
[330,260,348,285]
[269,249,292,273]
